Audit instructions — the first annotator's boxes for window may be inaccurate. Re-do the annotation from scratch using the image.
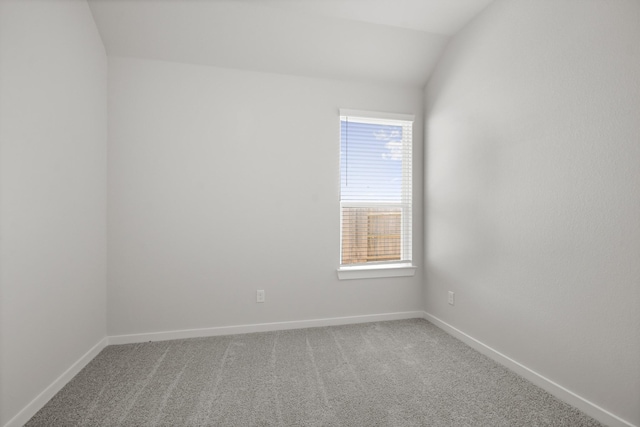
[338,109,415,280]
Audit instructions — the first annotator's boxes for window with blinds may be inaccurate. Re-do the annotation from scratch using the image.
[339,110,413,267]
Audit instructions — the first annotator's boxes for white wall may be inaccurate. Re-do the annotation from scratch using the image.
[425,0,640,425]
[108,57,424,337]
[0,0,107,425]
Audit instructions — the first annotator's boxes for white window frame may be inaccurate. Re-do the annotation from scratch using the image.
[337,109,416,280]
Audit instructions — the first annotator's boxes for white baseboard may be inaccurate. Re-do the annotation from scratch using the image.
[423,312,636,427]
[108,311,425,345]
[3,337,108,427]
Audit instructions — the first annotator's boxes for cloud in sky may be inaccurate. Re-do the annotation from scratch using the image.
[382,140,403,161]
[374,129,401,141]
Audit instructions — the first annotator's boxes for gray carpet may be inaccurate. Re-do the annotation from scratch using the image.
[26,319,602,426]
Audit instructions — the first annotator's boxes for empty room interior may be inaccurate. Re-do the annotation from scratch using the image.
[1,0,639,426]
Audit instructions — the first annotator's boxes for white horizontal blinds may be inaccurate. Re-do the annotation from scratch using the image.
[340,111,413,266]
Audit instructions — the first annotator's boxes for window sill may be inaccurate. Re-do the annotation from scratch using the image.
[337,264,416,280]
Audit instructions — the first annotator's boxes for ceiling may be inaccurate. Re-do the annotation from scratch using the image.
[87,0,494,87]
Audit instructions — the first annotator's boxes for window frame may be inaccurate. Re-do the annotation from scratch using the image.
[337,109,416,280]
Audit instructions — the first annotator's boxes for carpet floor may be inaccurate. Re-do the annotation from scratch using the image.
[26,319,602,426]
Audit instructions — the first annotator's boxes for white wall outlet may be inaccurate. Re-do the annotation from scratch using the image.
[448,291,455,306]
[257,290,265,303]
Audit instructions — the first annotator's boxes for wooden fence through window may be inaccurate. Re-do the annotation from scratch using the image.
[341,207,401,265]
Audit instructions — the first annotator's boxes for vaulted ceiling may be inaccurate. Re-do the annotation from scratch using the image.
[87,0,494,87]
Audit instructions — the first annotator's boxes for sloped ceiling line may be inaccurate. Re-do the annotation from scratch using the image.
[88,0,493,87]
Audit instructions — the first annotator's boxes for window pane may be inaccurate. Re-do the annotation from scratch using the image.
[339,112,412,267]
[340,120,404,203]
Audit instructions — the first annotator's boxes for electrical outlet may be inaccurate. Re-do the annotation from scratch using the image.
[448,291,455,306]
[257,290,265,303]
